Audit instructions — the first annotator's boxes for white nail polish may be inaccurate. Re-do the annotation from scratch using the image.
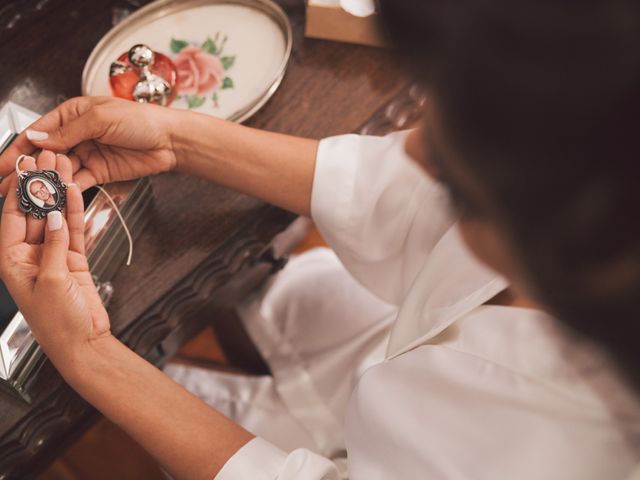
[26,130,48,141]
[47,211,62,231]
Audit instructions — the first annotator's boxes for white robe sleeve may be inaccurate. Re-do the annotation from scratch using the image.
[310,131,455,305]
[214,437,340,480]
[216,132,454,479]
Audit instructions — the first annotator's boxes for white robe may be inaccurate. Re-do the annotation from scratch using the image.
[166,131,640,479]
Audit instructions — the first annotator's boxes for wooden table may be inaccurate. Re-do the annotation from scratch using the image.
[0,0,420,477]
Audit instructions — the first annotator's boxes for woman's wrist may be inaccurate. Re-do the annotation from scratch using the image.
[166,108,317,215]
[168,109,224,174]
[51,323,255,479]
[167,109,189,172]
[52,333,121,387]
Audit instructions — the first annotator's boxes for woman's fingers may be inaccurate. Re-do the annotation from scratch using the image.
[55,152,86,258]
[66,183,85,256]
[0,96,109,188]
[72,169,99,192]
[0,172,16,197]
[25,103,108,153]
[0,109,61,179]
[0,140,38,178]
[39,211,70,278]
[24,151,56,244]
[0,176,26,248]
[40,150,76,277]
[37,149,56,170]
[55,153,81,253]
[56,152,73,185]
[15,155,43,244]
[72,142,102,190]
[67,150,82,175]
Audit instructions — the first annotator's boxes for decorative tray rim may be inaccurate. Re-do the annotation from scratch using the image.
[81,0,293,123]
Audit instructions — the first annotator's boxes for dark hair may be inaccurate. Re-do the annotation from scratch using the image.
[379,1,640,389]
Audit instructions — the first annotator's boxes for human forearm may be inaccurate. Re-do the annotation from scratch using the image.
[171,110,319,216]
[62,335,253,480]
[0,97,320,211]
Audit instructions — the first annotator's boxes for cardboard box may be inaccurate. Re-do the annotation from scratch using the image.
[305,2,388,48]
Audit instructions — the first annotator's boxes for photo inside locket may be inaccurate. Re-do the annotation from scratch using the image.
[26,177,58,209]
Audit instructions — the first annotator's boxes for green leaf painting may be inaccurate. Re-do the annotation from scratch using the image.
[187,95,206,109]
[201,37,217,55]
[170,38,189,54]
[222,77,234,89]
[221,56,236,70]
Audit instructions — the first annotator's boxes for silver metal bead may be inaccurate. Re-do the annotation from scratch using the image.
[133,74,173,106]
[124,44,173,106]
[128,44,155,67]
[109,60,131,77]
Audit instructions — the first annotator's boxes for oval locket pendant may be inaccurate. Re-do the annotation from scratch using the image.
[17,169,67,219]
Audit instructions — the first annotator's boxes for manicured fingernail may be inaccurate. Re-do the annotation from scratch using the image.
[47,211,62,231]
[26,130,48,141]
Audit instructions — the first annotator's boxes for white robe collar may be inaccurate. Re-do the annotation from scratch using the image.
[386,226,508,359]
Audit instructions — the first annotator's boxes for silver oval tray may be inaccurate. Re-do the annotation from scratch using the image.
[83,0,292,122]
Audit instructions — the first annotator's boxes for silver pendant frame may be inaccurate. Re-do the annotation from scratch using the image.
[17,169,67,219]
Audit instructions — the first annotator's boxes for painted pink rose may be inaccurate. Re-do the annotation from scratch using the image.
[174,46,225,95]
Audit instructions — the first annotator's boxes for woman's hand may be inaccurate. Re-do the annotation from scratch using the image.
[0,152,255,478]
[0,94,319,216]
[0,152,110,369]
[0,96,179,194]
